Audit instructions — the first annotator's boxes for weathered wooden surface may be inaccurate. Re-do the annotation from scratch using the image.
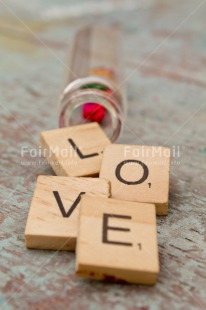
[0,0,206,309]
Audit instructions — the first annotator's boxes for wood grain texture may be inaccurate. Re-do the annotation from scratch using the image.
[100,144,170,215]
[25,176,110,251]
[1,0,206,309]
[40,123,111,177]
[76,196,159,285]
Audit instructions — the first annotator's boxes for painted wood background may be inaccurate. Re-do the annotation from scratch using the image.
[0,0,206,309]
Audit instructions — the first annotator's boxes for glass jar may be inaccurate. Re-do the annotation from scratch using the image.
[59,25,126,142]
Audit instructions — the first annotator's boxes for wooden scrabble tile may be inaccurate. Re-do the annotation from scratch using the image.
[40,123,111,177]
[100,145,171,215]
[76,196,159,285]
[25,176,110,251]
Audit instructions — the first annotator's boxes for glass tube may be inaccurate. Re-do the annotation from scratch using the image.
[59,25,127,142]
